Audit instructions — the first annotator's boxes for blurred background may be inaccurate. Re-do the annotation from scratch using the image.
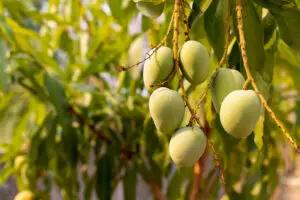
[0,0,300,199]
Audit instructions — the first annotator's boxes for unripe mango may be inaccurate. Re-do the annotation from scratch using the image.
[210,68,245,113]
[169,126,207,167]
[143,46,174,89]
[14,190,34,200]
[14,155,27,172]
[179,40,209,85]
[149,87,185,133]
[135,1,164,18]
[220,90,261,138]
[127,36,147,80]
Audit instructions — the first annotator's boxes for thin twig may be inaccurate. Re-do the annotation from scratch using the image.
[68,106,135,159]
[180,0,190,41]
[150,180,167,200]
[118,10,175,72]
[200,170,219,200]
[242,78,251,89]
[236,0,300,152]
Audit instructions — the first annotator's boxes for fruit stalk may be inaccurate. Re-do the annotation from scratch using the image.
[180,0,190,41]
[173,0,227,193]
[236,0,300,152]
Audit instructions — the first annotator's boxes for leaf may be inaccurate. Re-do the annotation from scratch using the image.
[254,111,265,151]
[254,0,300,50]
[95,149,115,200]
[273,8,300,51]
[188,0,213,28]
[0,39,9,92]
[233,0,267,93]
[0,163,14,184]
[204,0,228,61]
[275,39,300,93]
[107,0,123,20]
[44,72,69,117]
[263,12,277,45]
[123,163,137,200]
[167,167,193,199]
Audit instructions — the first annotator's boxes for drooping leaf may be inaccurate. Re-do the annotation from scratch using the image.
[204,0,228,61]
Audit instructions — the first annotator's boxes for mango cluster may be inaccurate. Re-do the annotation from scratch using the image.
[139,39,261,167]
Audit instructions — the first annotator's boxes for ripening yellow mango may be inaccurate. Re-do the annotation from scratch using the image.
[14,191,34,200]
[179,40,209,85]
[149,87,185,133]
[143,46,174,89]
[127,36,145,80]
[14,155,27,172]
[220,90,261,138]
[210,68,245,113]
[169,126,207,167]
[135,1,164,18]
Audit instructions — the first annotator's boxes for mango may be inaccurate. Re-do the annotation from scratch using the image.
[14,191,34,200]
[220,90,261,138]
[149,87,185,133]
[127,36,147,80]
[14,155,27,172]
[210,68,245,113]
[135,1,164,18]
[143,46,174,89]
[169,126,207,167]
[179,40,209,85]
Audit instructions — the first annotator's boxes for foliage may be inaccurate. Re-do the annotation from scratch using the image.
[0,0,300,199]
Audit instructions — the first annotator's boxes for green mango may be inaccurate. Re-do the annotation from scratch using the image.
[210,68,245,113]
[143,46,174,89]
[220,90,261,138]
[14,190,34,200]
[127,36,146,80]
[149,87,185,133]
[14,155,27,172]
[179,40,210,85]
[136,1,164,18]
[169,126,207,167]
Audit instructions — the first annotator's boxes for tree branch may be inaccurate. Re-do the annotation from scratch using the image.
[236,0,300,152]
[68,106,135,160]
[150,180,167,200]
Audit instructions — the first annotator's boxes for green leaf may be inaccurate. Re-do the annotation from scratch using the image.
[95,149,115,200]
[124,163,137,200]
[204,0,228,61]
[0,163,14,184]
[263,12,277,45]
[273,8,300,51]
[167,167,193,199]
[0,39,9,92]
[107,0,123,20]
[44,72,69,117]
[275,39,300,93]
[188,0,213,28]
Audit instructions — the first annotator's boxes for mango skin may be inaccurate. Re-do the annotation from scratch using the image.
[210,68,245,113]
[179,40,209,85]
[14,190,34,200]
[143,46,174,89]
[14,155,27,172]
[149,87,185,133]
[220,90,261,138]
[127,36,145,80]
[136,1,164,18]
[169,126,207,167]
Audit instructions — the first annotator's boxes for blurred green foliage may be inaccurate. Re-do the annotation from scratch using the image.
[0,0,300,199]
